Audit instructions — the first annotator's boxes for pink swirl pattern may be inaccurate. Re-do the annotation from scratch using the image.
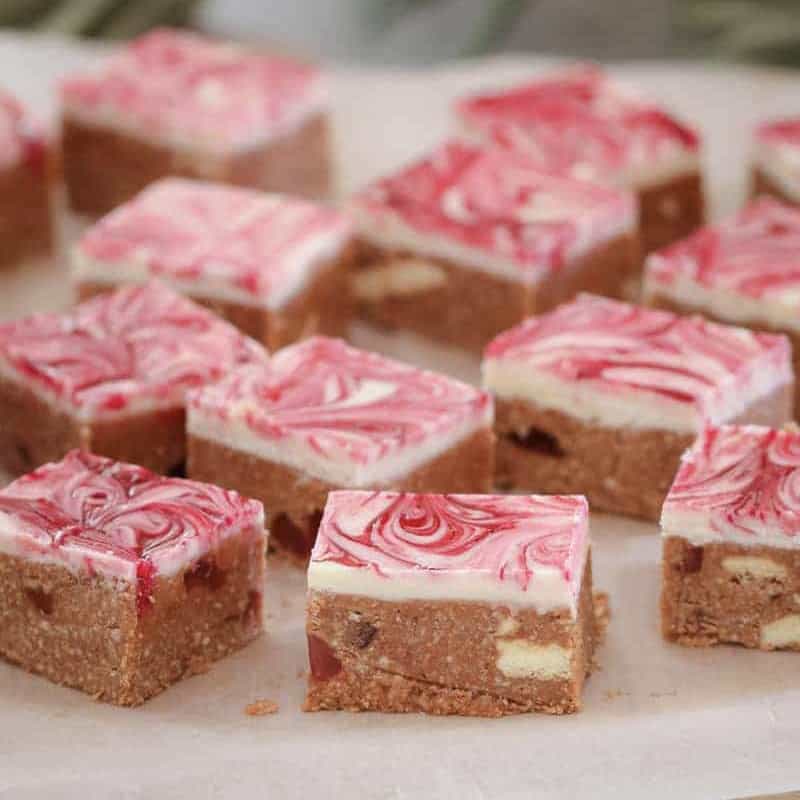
[60,29,322,150]
[756,118,800,148]
[484,294,790,411]
[312,491,588,593]
[646,198,800,302]
[189,336,491,465]
[352,140,634,280]
[0,281,266,416]
[456,64,699,182]
[0,90,46,172]
[664,425,800,542]
[77,178,351,304]
[0,450,264,610]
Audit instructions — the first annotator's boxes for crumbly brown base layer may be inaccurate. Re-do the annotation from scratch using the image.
[637,171,705,254]
[0,528,265,705]
[187,427,495,561]
[751,167,799,207]
[0,375,186,477]
[77,241,355,351]
[304,559,595,716]
[0,154,54,268]
[351,233,639,354]
[494,384,793,521]
[661,536,800,650]
[62,113,331,217]
[647,292,800,417]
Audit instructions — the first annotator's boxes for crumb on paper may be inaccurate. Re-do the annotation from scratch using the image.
[245,699,279,716]
[603,689,628,701]
[296,668,306,679]
[649,689,678,699]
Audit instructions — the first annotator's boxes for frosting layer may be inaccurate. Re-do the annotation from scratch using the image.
[662,425,800,549]
[456,64,700,189]
[644,198,800,332]
[482,294,792,433]
[187,336,493,486]
[308,490,589,613]
[0,450,264,602]
[0,90,46,172]
[350,140,635,285]
[0,281,265,420]
[73,178,351,309]
[754,118,800,202]
[60,28,324,153]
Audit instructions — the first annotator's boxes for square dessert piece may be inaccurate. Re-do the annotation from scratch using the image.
[60,28,329,216]
[0,281,265,477]
[0,450,265,705]
[643,197,800,416]
[751,118,800,205]
[72,178,353,349]
[482,294,794,521]
[662,424,800,651]
[350,140,638,354]
[186,336,494,560]
[0,91,54,267]
[305,491,596,716]
[455,64,704,254]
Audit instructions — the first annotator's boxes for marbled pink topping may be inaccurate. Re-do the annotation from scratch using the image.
[0,450,264,609]
[756,118,800,148]
[0,281,265,418]
[0,90,46,172]
[351,140,635,282]
[189,336,492,466]
[314,490,587,590]
[456,64,699,183]
[485,294,790,413]
[60,28,322,150]
[647,198,800,302]
[76,179,351,306]
[663,425,800,544]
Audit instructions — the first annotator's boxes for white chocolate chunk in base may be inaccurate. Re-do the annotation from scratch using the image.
[351,258,448,302]
[495,639,572,679]
[722,556,788,581]
[761,614,800,649]
[495,616,520,637]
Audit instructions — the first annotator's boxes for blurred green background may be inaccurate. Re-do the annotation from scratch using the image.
[2,0,799,66]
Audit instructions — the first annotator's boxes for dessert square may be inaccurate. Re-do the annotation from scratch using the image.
[661,425,800,651]
[643,197,800,416]
[186,336,494,560]
[482,294,794,521]
[60,28,330,216]
[72,178,354,349]
[0,281,265,477]
[350,140,639,354]
[751,118,800,205]
[0,91,54,267]
[0,450,266,705]
[304,491,596,716]
[455,64,705,254]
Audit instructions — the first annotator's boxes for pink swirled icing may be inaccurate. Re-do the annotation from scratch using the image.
[351,140,635,283]
[484,294,791,419]
[75,178,351,307]
[756,118,800,149]
[309,491,588,607]
[0,90,46,172]
[456,64,699,184]
[188,336,492,481]
[0,281,266,418]
[60,28,323,151]
[646,198,800,304]
[662,425,800,545]
[0,450,264,610]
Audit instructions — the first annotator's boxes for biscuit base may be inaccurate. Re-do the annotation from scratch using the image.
[662,536,800,651]
[304,559,595,716]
